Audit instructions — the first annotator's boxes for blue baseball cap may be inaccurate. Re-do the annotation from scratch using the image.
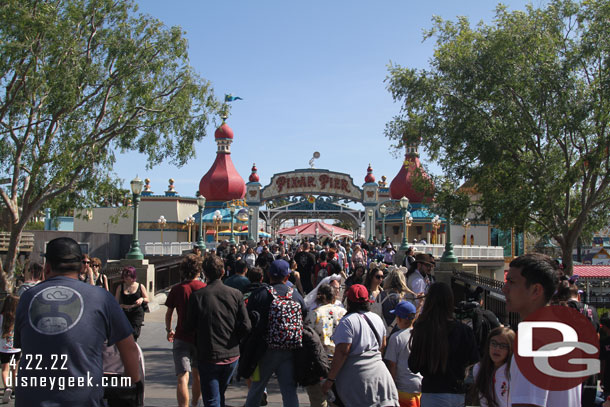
[268,259,291,278]
[390,301,417,319]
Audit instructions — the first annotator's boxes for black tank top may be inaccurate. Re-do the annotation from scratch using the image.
[120,283,142,306]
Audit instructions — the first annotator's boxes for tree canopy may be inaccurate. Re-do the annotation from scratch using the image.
[385,0,610,272]
[0,0,219,285]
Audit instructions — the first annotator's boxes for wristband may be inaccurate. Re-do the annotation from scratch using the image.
[166,328,173,333]
[327,378,335,382]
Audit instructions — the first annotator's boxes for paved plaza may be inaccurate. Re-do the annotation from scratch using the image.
[139,293,310,407]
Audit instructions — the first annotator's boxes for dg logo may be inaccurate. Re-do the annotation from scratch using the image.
[515,305,599,391]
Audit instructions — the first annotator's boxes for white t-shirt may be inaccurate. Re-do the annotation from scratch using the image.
[473,362,509,407]
[332,312,386,355]
[508,355,581,406]
[384,328,422,393]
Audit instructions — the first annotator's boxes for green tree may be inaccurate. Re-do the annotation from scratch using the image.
[0,0,219,289]
[385,0,610,273]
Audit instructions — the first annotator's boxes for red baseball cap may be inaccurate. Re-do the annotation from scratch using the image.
[346,284,373,303]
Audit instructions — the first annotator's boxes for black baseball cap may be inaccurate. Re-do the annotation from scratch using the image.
[44,237,83,264]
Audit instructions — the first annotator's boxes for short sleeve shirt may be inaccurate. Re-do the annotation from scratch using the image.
[384,328,422,393]
[508,355,581,406]
[332,311,386,355]
[473,362,509,407]
[307,303,347,356]
[165,279,206,342]
[15,276,133,406]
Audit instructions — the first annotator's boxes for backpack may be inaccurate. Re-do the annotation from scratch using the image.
[266,286,303,350]
[455,301,494,356]
[371,291,402,335]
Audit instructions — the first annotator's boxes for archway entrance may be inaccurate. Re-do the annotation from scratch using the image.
[245,169,379,240]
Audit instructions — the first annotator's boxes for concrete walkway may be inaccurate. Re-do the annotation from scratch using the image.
[139,295,310,407]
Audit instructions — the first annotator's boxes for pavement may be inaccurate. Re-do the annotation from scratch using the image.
[138,293,311,407]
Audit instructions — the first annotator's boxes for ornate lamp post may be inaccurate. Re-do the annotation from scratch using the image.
[295,228,299,242]
[248,208,254,240]
[405,211,413,243]
[399,196,410,250]
[229,205,237,245]
[213,210,222,243]
[463,218,471,245]
[157,215,166,243]
[315,225,319,240]
[440,212,458,263]
[126,176,144,259]
[431,215,441,244]
[235,208,248,243]
[185,216,195,243]
[196,195,206,249]
[379,204,387,243]
[367,209,374,242]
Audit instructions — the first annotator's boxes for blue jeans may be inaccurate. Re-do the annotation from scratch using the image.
[245,349,299,407]
[198,360,238,407]
[421,393,465,407]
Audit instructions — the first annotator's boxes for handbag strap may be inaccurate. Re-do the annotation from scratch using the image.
[361,313,382,348]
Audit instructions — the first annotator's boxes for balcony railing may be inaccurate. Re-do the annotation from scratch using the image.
[143,242,195,256]
[410,244,504,260]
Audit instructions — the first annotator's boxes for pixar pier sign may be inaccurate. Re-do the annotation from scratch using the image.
[261,169,363,202]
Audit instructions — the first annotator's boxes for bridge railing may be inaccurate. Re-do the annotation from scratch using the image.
[451,270,522,329]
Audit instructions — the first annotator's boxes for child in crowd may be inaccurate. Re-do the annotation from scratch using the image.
[384,301,422,407]
[0,295,20,403]
[472,326,515,407]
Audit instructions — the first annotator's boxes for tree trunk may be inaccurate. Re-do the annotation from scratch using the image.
[559,237,576,276]
[1,225,24,293]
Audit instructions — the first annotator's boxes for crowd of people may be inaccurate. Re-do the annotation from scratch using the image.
[5,234,609,407]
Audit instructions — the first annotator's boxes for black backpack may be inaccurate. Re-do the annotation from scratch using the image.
[455,301,496,356]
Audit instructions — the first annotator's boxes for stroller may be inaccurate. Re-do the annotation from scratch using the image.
[102,342,145,407]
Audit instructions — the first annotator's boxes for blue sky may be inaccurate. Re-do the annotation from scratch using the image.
[116,0,539,198]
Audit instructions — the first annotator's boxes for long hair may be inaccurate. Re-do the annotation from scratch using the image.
[473,326,515,407]
[409,282,454,375]
[1,295,19,339]
[363,267,380,292]
[383,269,407,293]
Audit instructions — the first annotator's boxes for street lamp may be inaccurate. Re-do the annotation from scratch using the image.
[367,209,374,242]
[440,211,458,263]
[213,210,222,243]
[295,228,299,242]
[379,204,387,243]
[463,218,471,245]
[197,195,206,249]
[126,176,144,259]
[229,205,237,244]
[431,215,441,244]
[315,225,319,240]
[405,211,413,243]
[157,215,166,243]
[185,216,195,243]
[399,196,410,250]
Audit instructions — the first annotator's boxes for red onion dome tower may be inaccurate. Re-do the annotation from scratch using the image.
[364,164,375,183]
[198,120,246,201]
[389,143,432,203]
[249,164,260,183]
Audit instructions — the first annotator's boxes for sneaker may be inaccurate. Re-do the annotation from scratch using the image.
[260,391,268,406]
[2,388,12,404]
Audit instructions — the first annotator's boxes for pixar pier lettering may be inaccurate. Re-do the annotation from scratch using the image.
[275,174,351,194]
